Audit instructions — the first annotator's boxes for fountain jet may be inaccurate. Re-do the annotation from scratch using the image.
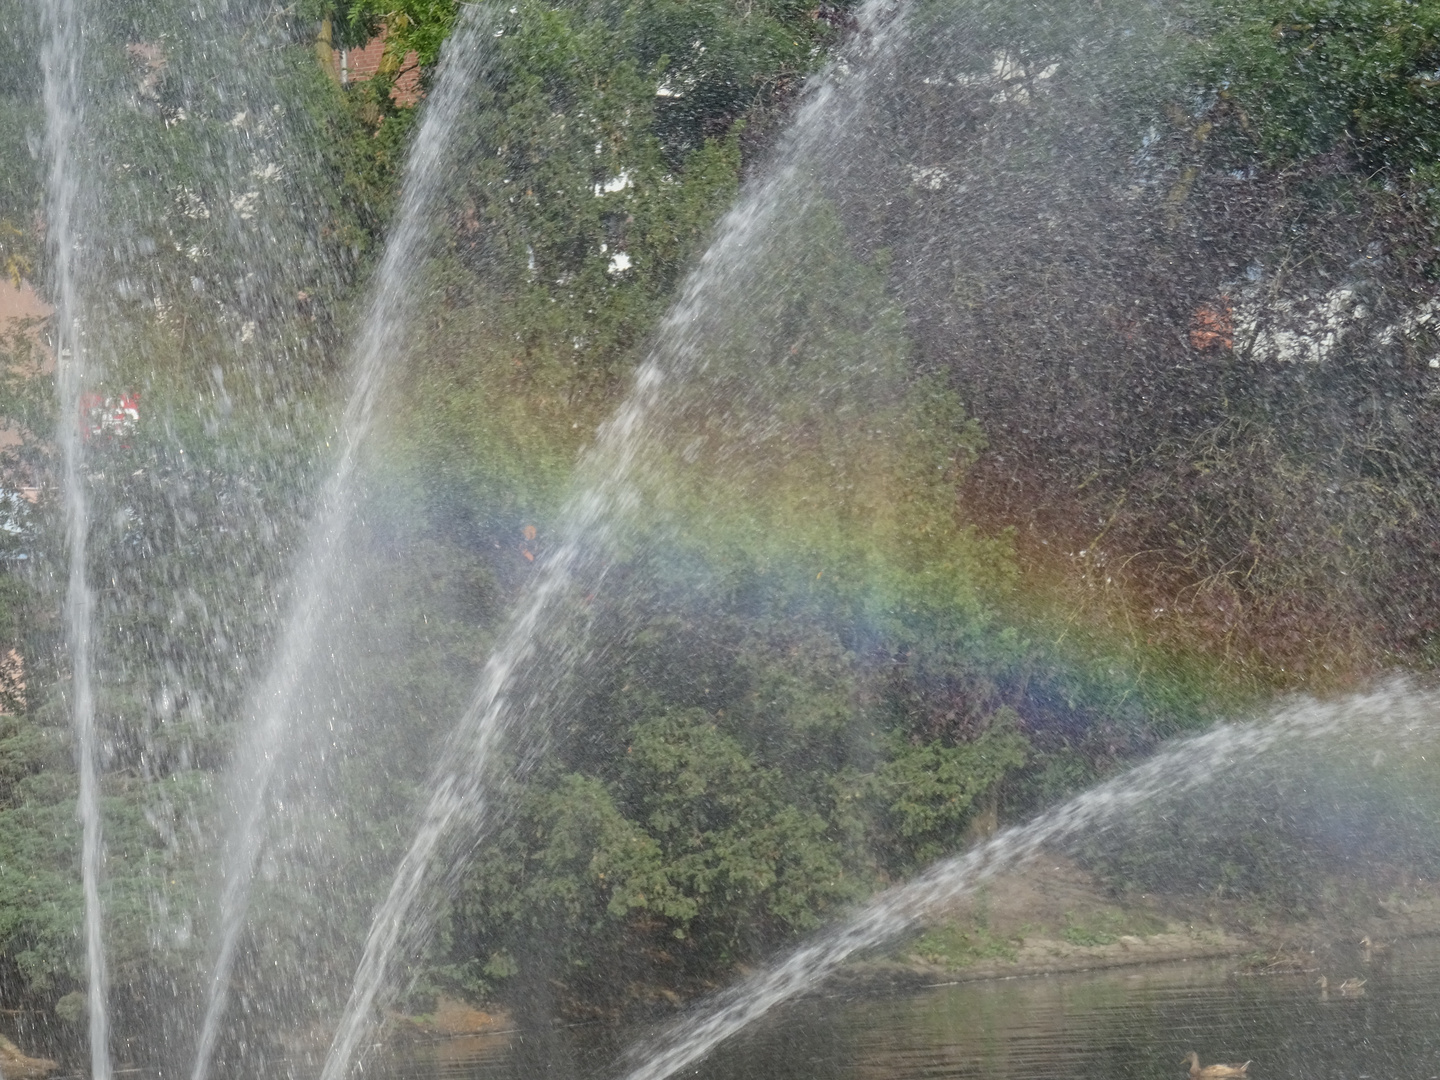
[317,2,910,1077]
[188,10,496,1080]
[39,0,110,1075]
[616,682,1440,1080]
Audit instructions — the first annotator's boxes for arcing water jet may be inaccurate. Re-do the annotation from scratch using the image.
[317,3,911,1076]
[188,10,496,1080]
[618,682,1440,1080]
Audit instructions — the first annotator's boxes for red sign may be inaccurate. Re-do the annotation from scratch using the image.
[80,392,140,441]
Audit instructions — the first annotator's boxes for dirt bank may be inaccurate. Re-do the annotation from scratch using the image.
[389,996,516,1041]
[836,853,1440,992]
[0,1034,58,1080]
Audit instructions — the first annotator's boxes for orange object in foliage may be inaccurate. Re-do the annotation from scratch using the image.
[1189,299,1234,351]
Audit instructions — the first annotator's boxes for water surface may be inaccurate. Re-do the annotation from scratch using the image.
[376,935,1440,1080]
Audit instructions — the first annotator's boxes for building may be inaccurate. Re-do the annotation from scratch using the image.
[333,27,423,107]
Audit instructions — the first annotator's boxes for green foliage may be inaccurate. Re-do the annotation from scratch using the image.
[302,61,421,266]
[0,800,80,994]
[877,711,1029,866]
[4,0,1403,1034]
[440,2,759,389]
[438,571,1033,1008]
[911,922,1021,967]
[618,708,852,931]
[413,195,1147,1012]
[0,1,40,285]
[1199,0,1440,179]
[327,0,844,122]
[1059,913,1116,947]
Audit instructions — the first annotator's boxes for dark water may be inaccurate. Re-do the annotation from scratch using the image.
[376,937,1440,1080]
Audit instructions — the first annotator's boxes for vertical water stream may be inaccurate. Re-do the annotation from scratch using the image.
[39,0,111,1076]
[186,9,495,1080]
[189,8,493,1077]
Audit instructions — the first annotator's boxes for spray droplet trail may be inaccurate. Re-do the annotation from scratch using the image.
[188,11,499,1080]
[317,4,912,1078]
[40,0,111,1074]
[617,682,1440,1080]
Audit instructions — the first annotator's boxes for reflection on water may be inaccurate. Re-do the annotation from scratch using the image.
[375,937,1440,1080]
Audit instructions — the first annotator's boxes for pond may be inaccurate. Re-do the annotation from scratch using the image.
[375,936,1440,1080]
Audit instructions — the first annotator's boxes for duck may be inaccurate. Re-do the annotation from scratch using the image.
[1184,1052,1251,1079]
[1360,935,1388,959]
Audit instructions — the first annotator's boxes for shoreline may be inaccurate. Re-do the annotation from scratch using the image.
[831,925,1263,996]
[830,852,1440,997]
[400,853,1437,1041]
